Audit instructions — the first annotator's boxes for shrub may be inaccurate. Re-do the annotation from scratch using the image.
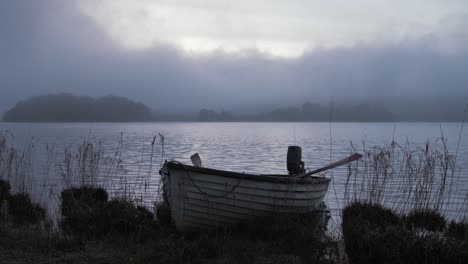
[155,200,172,228]
[146,211,335,264]
[61,186,158,241]
[61,186,108,217]
[225,212,334,264]
[342,202,402,231]
[0,180,10,221]
[7,193,46,225]
[446,221,468,241]
[342,202,468,264]
[60,186,109,238]
[105,199,157,241]
[0,180,10,201]
[405,209,446,232]
[342,203,407,264]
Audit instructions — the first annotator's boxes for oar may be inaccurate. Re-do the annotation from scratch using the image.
[299,153,363,178]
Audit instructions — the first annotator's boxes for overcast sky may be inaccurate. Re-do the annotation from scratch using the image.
[1,0,467,113]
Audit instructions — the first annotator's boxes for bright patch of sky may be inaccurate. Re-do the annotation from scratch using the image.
[80,0,467,57]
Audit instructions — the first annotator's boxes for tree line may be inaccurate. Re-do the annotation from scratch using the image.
[197,102,396,122]
[3,94,153,122]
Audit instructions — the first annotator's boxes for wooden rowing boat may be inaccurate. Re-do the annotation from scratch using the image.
[159,150,361,231]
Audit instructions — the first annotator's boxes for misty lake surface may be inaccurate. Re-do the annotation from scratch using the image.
[1,122,468,228]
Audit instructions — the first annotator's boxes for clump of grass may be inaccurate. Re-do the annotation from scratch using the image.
[404,209,446,232]
[446,221,468,241]
[61,186,108,216]
[154,200,172,228]
[61,186,109,238]
[345,136,458,216]
[343,202,402,231]
[230,213,336,264]
[7,193,46,226]
[142,212,336,264]
[61,186,158,241]
[105,198,158,241]
[342,202,468,264]
[0,180,10,201]
[342,203,407,264]
[342,135,468,262]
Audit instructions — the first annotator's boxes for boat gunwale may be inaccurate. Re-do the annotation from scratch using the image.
[165,161,330,185]
[183,178,329,195]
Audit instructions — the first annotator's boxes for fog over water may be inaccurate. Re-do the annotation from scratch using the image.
[1,0,468,116]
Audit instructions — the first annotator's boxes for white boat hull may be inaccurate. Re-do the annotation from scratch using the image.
[161,162,330,231]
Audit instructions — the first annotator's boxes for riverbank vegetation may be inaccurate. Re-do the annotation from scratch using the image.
[1,183,338,264]
[341,134,468,263]
[0,131,338,263]
[1,129,467,263]
[342,203,468,264]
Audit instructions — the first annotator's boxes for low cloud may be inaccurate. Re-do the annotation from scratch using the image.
[1,0,467,115]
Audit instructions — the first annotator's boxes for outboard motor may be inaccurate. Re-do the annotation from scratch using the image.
[287,146,305,175]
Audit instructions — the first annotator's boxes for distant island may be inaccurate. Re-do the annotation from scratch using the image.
[3,93,465,122]
[2,94,153,122]
[197,102,396,122]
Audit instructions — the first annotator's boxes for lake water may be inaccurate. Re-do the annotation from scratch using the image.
[1,122,468,229]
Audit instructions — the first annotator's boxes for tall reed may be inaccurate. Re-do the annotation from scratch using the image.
[344,135,466,221]
[1,130,165,228]
[0,132,35,194]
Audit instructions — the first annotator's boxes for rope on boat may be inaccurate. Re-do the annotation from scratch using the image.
[169,161,244,199]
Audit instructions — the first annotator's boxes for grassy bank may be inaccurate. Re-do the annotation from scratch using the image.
[0,184,338,264]
[2,130,468,263]
[340,133,468,264]
[342,202,468,264]
[1,131,339,263]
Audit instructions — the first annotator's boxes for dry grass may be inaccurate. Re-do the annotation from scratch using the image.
[2,128,468,263]
[1,131,338,263]
[342,202,468,264]
[341,132,468,263]
[344,135,466,220]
